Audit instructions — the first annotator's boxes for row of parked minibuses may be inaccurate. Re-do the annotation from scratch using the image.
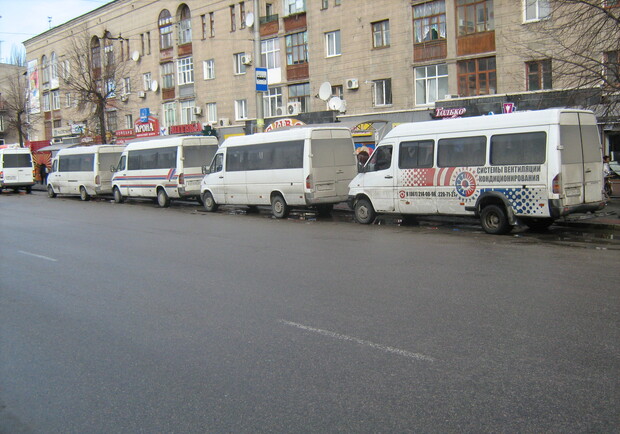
[45,108,606,235]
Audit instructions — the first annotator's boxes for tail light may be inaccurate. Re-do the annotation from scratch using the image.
[95,175,100,185]
[178,173,185,185]
[305,174,313,190]
[0,171,3,179]
[552,173,561,194]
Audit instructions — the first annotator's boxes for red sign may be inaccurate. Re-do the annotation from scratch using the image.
[434,107,466,119]
[502,103,515,114]
[115,129,135,137]
[134,116,160,138]
[169,123,202,135]
[265,118,306,132]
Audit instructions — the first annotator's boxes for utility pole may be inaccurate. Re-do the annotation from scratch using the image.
[253,0,264,133]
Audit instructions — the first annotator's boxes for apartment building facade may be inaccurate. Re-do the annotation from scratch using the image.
[23,0,619,155]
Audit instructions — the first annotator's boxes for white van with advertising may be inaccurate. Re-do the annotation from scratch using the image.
[0,145,35,193]
[200,127,357,217]
[348,109,605,234]
[47,145,126,200]
[112,135,219,207]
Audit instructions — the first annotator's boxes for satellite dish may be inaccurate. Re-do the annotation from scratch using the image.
[150,80,159,92]
[245,12,255,27]
[131,51,140,62]
[318,82,332,101]
[328,96,342,111]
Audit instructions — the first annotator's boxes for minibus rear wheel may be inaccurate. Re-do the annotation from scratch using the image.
[157,188,171,208]
[80,186,90,201]
[480,204,510,235]
[202,191,218,212]
[354,198,376,224]
[271,194,290,219]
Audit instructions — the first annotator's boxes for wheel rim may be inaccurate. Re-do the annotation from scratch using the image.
[80,188,87,200]
[205,195,213,208]
[357,204,369,220]
[158,191,166,206]
[485,212,500,229]
[274,200,283,214]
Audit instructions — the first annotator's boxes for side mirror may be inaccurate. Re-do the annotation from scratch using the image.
[202,165,211,175]
[110,165,117,173]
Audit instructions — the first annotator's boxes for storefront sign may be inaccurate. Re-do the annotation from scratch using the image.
[134,116,160,138]
[52,126,73,137]
[434,107,466,119]
[169,123,202,135]
[115,129,135,137]
[264,118,306,132]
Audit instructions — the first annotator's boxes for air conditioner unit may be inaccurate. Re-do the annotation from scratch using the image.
[219,118,230,126]
[120,94,129,102]
[275,107,285,116]
[138,91,146,98]
[287,102,302,116]
[193,106,203,115]
[241,55,252,65]
[345,78,359,90]
[51,138,63,145]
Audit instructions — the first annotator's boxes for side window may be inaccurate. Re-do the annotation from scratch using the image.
[52,160,58,172]
[437,136,486,167]
[490,132,546,165]
[211,153,224,173]
[118,155,126,171]
[367,145,393,172]
[399,140,434,169]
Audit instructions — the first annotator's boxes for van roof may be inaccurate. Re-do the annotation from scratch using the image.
[220,127,352,148]
[383,108,595,140]
[124,135,218,151]
[0,147,32,154]
[55,144,126,156]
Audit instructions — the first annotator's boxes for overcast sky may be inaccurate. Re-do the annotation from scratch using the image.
[0,0,112,63]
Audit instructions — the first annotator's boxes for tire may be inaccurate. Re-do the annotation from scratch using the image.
[113,187,124,204]
[316,204,333,217]
[271,194,289,219]
[202,191,218,212]
[157,188,171,208]
[354,198,376,224]
[480,205,511,235]
[522,217,554,232]
[79,186,90,201]
[47,185,57,198]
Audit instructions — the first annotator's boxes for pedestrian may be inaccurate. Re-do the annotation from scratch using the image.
[357,150,369,172]
[39,163,48,185]
[603,155,612,178]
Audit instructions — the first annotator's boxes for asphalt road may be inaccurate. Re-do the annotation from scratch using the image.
[1,193,619,433]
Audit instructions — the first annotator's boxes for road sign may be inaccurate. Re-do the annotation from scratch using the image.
[140,108,150,123]
[502,103,515,114]
[256,68,268,92]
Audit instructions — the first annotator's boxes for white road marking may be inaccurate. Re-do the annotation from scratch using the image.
[18,251,58,262]
[278,319,435,362]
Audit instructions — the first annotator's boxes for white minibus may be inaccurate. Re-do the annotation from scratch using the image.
[0,146,35,193]
[348,109,605,234]
[47,145,126,200]
[112,135,218,207]
[200,127,357,217]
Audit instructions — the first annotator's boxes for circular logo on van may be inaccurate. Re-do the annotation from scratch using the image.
[455,171,477,197]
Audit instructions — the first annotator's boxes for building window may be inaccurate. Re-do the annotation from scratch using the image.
[285,31,308,65]
[209,12,215,37]
[163,101,176,128]
[322,0,328,9]
[180,100,196,124]
[143,72,152,91]
[605,51,619,86]
[146,31,151,55]
[335,0,341,5]
[179,5,192,45]
[122,77,131,94]
[177,57,194,85]
[140,33,146,56]
[230,5,236,31]
[43,92,50,112]
[65,93,72,108]
[161,62,175,89]
[91,39,101,69]
[264,86,283,117]
[372,20,390,48]
[285,0,306,15]
[125,114,133,129]
[457,0,494,36]
[235,99,248,120]
[107,111,118,133]
[41,55,49,84]
[51,90,61,110]
[201,14,207,39]
[288,83,310,112]
[526,59,552,90]
[604,0,620,7]
[50,52,59,83]
[325,30,341,57]
[332,85,343,99]
[524,0,551,22]
[266,2,274,16]
[240,2,246,29]
[233,52,247,74]
[457,56,496,96]
[203,59,215,79]
[159,10,173,50]
[105,79,116,97]
[415,64,448,105]
[206,103,218,123]
[372,79,392,106]
[261,38,281,69]
[413,1,446,43]
[62,60,70,80]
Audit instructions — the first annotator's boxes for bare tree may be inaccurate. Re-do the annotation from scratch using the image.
[505,1,619,119]
[61,27,134,144]
[1,50,32,146]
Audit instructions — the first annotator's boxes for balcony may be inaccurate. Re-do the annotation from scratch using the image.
[414,39,447,62]
[260,14,279,36]
[286,63,309,81]
[457,31,495,56]
[283,12,306,32]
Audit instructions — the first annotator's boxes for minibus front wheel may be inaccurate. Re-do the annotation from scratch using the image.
[47,185,57,198]
[202,191,218,212]
[113,187,124,204]
[480,205,510,235]
[354,198,376,224]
